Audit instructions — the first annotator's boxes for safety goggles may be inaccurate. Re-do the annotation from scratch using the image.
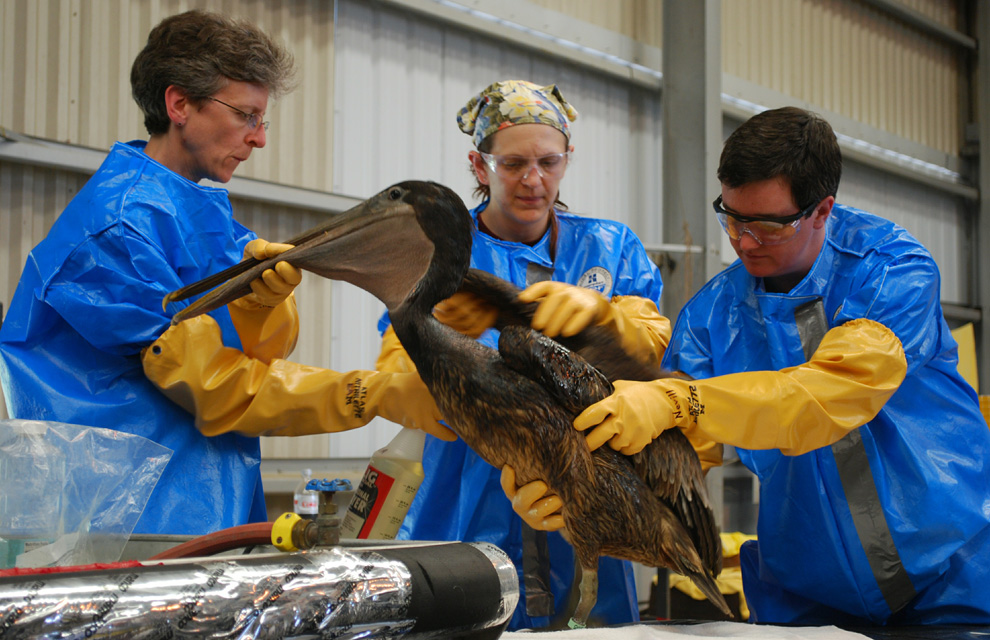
[480,151,570,180]
[713,195,818,245]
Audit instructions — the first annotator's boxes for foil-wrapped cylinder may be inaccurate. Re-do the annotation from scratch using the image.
[0,541,518,639]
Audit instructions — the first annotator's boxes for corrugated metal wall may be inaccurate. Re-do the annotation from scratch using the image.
[530,0,664,48]
[530,0,964,156]
[0,164,86,303]
[723,0,963,156]
[0,0,974,453]
[0,0,335,191]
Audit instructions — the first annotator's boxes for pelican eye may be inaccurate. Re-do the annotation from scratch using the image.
[388,188,402,200]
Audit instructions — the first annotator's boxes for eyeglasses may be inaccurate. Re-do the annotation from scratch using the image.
[713,195,819,245]
[206,97,269,131]
[480,152,570,180]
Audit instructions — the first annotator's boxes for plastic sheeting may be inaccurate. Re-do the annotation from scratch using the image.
[0,419,170,568]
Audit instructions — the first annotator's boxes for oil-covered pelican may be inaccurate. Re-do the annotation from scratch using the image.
[167,181,731,626]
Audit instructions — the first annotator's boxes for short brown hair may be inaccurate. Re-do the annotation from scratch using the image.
[131,10,296,135]
[718,106,842,209]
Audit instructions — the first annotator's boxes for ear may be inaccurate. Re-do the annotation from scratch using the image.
[812,196,835,229]
[163,85,192,128]
[468,150,490,186]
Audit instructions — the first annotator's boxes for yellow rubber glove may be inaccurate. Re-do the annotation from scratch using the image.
[374,326,457,440]
[574,318,906,456]
[376,290,498,374]
[432,291,498,339]
[142,314,456,441]
[242,238,303,308]
[376,325,419,373]
[500,465,565,532]
[228,294,299,364]
[518,281,671,367]
[685,431,725,473]
[221,239,302,364]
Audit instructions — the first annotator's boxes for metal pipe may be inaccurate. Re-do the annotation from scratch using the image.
[0,541,518,639]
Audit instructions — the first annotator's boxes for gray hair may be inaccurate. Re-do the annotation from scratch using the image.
[131,10,297,135]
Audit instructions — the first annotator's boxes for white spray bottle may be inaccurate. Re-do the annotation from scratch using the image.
[340,427,426,539]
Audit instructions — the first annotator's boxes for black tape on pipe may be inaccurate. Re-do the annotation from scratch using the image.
[384,542,506,632]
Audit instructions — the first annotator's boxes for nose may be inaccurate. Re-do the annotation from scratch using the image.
[520,161,545,184]
[246,125,266,148]
[737,227,763,249]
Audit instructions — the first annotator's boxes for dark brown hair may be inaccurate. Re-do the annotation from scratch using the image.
[717,106,842,209]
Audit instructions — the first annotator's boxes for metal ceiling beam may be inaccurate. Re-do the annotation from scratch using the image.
[0,130,363,215]
[858,0,976,50]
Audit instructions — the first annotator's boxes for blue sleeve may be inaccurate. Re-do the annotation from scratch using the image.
[44,223,177,355]
[662,304,715,379]
[832,255,945,376]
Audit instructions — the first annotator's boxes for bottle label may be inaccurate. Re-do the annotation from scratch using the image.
[341,460,422,540]
[293,495,319,514]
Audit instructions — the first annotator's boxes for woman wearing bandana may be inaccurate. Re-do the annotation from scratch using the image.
[376,80,676,629]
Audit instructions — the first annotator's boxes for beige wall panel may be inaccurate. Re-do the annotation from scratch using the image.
[899,0,960,28]
[0,0,334,191]
[723,0,960,155]
[529,0,663,48]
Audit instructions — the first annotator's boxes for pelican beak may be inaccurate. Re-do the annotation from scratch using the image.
[166,184,435,325]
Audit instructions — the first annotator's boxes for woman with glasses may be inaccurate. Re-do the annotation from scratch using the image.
[374,80,670,630]
[536,107,990,626]
[0,10,449,537]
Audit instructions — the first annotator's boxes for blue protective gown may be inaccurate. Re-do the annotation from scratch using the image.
[663,203,990,625]
[378,201,664,629]
[0,141,268,535]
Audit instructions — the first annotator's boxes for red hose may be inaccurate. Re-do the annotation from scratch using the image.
[149,521,274,560]
[0,560,145,579]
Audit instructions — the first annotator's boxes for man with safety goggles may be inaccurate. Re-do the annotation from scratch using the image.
[508,106,990,627]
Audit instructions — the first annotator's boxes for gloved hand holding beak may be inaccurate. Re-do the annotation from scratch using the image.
[242,238,303,308]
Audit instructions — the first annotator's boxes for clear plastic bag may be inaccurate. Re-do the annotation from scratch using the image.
[0,419,171,568]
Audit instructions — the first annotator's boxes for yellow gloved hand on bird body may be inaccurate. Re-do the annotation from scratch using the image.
[376,290,498,373]
[500,464,565,532]
[142,314,456,441]
[518,281,671,367]
[432,290,499,339]
[241,238,303,308]
[574,318,907,456]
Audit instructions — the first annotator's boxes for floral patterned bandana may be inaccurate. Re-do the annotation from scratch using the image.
[456,80,579,148]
